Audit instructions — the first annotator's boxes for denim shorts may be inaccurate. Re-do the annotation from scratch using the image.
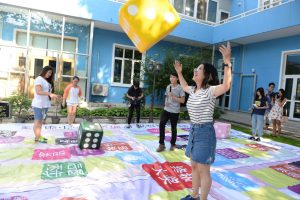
[185,122,217,165]
[32,107,48,121]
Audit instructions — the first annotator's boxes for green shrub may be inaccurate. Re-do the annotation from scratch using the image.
[4,94,32,118]
[0,105,7,118]
[76,108,90,117]
[90,108,106,116]
[104,107,128,117]
[179,111,190,120]
[59,106,221,120]
[213,107,221,120]
[141,107,163,117]
[59,108,67,116]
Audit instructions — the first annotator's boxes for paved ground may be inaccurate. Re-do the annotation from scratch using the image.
[219,110,300,140]
[1,110,299,140]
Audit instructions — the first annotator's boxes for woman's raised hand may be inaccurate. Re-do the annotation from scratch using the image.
[219,42,231,64]
[173,60,182,74]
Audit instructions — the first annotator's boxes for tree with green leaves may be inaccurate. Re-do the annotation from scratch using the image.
[142,47,213,103]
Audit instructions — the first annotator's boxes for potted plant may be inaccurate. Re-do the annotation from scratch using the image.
[5,93,32,123]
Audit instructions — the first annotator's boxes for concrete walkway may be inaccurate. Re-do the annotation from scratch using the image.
[219,110,300,140]
[1,109,299,140]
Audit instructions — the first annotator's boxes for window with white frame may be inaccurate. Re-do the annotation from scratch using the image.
[219,10,230,23]
[207,0,218,22]
[196,0,208,20]
[260,0,282,9]
[172,0,208,19]
[112,45,142,85]
[16,31,76,52]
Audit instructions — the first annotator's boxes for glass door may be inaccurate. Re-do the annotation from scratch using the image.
[28,51,58,98]
[284,77,300,121]
[217,59,233,110]
[28,56,44,98]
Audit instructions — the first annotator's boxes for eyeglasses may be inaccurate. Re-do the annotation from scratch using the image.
[193,66,200,73]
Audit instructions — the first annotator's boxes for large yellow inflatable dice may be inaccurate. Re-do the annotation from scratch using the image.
[119,0,180,53]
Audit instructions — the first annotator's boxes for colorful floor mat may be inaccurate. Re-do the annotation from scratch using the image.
[0,123,299,200]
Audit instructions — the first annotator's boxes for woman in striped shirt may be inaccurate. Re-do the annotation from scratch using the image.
[175,42,232,200]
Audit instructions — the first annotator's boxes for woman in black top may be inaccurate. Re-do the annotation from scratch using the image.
[249,87,268,141]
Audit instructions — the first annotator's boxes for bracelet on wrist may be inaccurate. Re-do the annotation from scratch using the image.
[222,62,232,68]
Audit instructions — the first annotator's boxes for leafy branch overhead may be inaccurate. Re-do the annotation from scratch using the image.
[141,47,212,101]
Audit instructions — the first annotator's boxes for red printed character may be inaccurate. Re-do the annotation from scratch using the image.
[101,142,133,151]
[270,164,300,180]
[142,162,192,191]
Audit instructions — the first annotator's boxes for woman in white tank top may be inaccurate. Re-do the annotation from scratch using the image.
[63,76,82,125]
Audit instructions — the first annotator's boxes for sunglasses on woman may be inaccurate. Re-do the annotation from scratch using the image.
[194,66,201,73]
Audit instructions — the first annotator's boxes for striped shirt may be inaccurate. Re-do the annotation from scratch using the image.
[186,86,216,124]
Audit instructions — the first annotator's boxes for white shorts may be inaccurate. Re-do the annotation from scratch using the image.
[67,102,79,107]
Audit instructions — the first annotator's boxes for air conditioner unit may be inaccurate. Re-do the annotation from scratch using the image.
[92,83,109,96]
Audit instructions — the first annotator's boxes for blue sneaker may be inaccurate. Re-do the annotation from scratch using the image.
[180,195,200,200]
[125,124,132,129]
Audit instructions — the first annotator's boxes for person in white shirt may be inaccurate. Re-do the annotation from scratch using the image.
[62,76,82,125]
[156,72,185,152]
[32,66,58,143]
[175,42,232,200]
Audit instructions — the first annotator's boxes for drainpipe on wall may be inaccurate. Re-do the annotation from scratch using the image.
[86,21,94,103]
[211,44,215,66]
[24,9,31,96]
[59,16,65,90]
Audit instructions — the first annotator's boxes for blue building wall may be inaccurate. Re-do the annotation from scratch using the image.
[213,45,243,111]
[64,22,90,55]
[2,0,298,47]
[230,46,244,111]
[211,33,300,112]
[0,12,88,52]
[1,0,300,112]
[84,0,214,44]
[0,11,89,73]
[231,0,258,16]
[214,0,300,43]
[242,35,300,87]
[230,34,300,112]
[1,12,27,41]
[90,28,202,105]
